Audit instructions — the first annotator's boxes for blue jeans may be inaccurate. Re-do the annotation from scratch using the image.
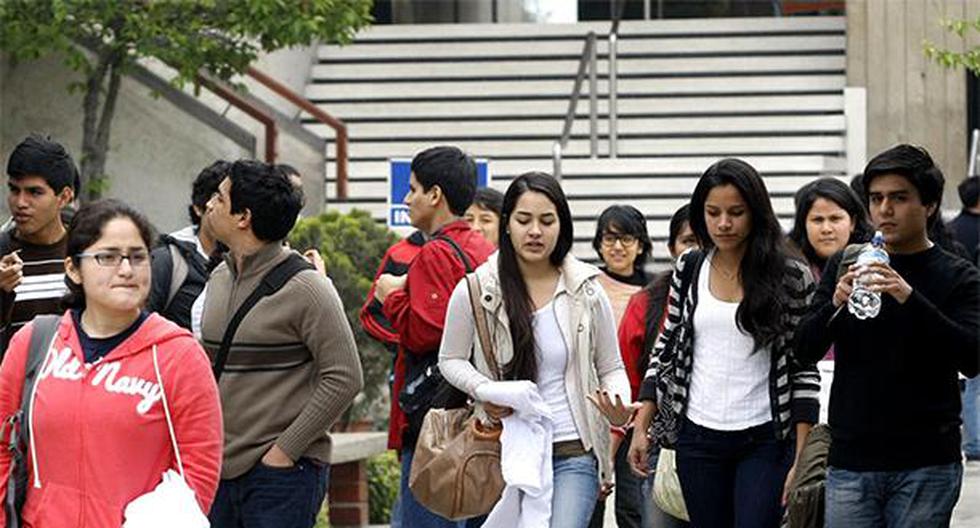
[209,458,329,528]
[399,448,477,528]
[963,376,980,459]
[551,452,600,528]
[674,419,792,528]
[825,463,963,528]
[643,447,691,528]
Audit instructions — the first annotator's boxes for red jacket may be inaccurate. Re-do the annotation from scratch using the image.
[618,290,650,401]
[360,230,426,346]
[382,221,494,451]
[0,312,223,527]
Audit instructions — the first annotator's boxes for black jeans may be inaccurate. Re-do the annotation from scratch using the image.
[675,418,792,528]
[209,457,330,528]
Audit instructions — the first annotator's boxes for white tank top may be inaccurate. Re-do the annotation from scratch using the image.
[686,252,772,430]
[533,302,579,442]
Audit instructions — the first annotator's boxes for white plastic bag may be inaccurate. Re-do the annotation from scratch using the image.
[122,470,209,528]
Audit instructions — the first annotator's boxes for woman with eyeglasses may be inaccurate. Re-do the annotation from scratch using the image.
[0,199,222,527]
[587,204,651,528]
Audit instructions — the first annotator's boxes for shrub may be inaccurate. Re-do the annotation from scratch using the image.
[367,451,401,524]
[289,209,400,425]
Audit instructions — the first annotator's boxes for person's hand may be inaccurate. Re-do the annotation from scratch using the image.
[483,401,513,422]
[832,268,857,308]
[303,249,325,275]
[260,444,294,468]
[374,273,407,302]
[587,389,639,427]
[0,250,23,293]
[627,428,650,478]
[598,479,615,500]
[862,262,913,304]
[782,462,797,507]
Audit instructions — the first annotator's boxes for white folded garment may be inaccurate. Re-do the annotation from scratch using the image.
[477,380,554,528]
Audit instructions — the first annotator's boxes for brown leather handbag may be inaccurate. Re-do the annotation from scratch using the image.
[408,274,505,520]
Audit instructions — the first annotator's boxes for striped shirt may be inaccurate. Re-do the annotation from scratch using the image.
[638,248,820,447]
[0,233,68,355]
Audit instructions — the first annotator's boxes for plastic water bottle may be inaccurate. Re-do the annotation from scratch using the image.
[848,231,889,320]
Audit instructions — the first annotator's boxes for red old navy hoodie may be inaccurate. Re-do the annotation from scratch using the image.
[0,312,223,527]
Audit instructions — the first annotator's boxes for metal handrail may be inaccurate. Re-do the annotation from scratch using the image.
[552,31,599,180]
[246,67,350,200]
[196,75,278,163]
[608,0,626,159]
[969,128,979,177]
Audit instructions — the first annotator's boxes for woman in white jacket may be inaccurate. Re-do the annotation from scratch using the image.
[439,172,633,527]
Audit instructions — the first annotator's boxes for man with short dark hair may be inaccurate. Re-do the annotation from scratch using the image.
[949,174,980,464]
[0,135,77,356]
[375,146,494,526]
[146,160,228,330]
[202,160,363,528]
[797,145,980,527]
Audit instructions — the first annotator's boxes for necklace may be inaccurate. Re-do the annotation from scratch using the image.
[710,259,739,281]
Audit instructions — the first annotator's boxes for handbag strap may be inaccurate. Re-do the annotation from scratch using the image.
[465,274,500,381]
[152,345,184,477]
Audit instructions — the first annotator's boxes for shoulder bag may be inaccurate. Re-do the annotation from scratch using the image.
[408,273,505,520]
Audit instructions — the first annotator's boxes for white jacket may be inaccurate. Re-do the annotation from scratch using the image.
[439,252,631,483]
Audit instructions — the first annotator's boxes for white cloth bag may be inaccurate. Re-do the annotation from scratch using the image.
[122,346,209,528]
[652,448,689,522]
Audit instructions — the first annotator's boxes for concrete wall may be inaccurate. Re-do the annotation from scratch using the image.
[847,0,980,206]
[0,54,253,233]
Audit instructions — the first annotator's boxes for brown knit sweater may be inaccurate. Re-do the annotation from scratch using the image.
[201,243,363,478]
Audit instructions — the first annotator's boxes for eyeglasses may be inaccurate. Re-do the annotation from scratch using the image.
[600,233,639,247]
[75,250,150,267]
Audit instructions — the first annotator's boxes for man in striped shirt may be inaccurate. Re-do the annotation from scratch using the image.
[0,135,77,356]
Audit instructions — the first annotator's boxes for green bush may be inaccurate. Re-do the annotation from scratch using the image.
[289,209,400,424]
[367,451,401,524]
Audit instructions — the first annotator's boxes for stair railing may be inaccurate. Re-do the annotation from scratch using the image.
[969,128,979,177]
[552,31,599,181]
[552,0,626,180]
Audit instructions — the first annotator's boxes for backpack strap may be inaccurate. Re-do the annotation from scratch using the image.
[211,254,314,381]
[465,274,499,381]
[433,235,473,273]
[164,243,189,311]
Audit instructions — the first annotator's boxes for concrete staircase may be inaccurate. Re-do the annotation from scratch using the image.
[305,16,854,265]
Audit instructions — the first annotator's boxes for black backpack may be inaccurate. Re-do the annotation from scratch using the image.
[2,315,60,528]
[398,236,473,448]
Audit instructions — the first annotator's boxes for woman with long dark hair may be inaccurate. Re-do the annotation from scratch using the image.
[788,177,873,278]
[627,159,820,528]
[0,200,222,527]
[788,177,872,423]
[439,172,632,527]
[615,204,696,528]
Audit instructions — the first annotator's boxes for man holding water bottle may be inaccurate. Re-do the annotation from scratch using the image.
[795,144,980,528]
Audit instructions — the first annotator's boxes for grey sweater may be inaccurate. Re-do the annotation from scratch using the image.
[201,243,363,478]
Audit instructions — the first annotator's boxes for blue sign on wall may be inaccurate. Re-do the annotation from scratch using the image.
[388,158,490,229]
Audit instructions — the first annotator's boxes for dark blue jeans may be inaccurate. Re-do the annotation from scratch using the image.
[674,418,792,528]
[825,463,963,528]
[209,458,329,528]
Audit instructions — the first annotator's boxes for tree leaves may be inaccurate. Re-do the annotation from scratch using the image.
[924,16,980,75]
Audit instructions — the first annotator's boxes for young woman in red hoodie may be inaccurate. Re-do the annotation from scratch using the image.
[0,199,222,527]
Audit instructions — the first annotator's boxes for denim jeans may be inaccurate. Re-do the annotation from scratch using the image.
[551,452,600,528]
[587,429,646,528]
[963,376,980,459]
[209,458,329,528]
[825,463,963,528]
[643,447,691,528]
[398,447,470,528]
[674,418,792,528]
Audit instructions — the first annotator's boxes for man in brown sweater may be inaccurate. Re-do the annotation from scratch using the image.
[201,160,363,528]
